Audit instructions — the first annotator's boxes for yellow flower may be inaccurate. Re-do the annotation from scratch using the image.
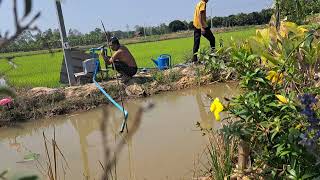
[266,71,284,84]
[295,124,302,130]
[266,71,276,80]
[276,95,289,104]
[210,98,224,121]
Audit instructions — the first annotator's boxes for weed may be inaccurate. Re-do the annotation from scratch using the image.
[152,71,166,84]
[168,70,182,82]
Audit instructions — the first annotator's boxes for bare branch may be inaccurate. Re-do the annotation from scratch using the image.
[23,0,33,19]
[13,0,20,30]
[0,1,40,49]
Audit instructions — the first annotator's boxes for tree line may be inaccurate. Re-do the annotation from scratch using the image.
[1,8,273,53]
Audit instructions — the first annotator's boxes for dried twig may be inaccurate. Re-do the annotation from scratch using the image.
[53,140,71,171]
[53,127,57,180]
[43,132,54,180]
[0,170,8,180]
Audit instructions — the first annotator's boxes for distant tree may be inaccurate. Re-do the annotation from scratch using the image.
[68,28,82,36]
[211,17,223,27]
[236,13,249,26]
[227,15,236,26]
[158,23,169,34]
[182,20,190,30]
[188,21,194,30]
[260,9,274,24]
[168,20,187,32]
[134,25,144,37]
[276,0,320,24]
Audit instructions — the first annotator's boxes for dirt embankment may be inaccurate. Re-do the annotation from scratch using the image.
[0,65,237,126]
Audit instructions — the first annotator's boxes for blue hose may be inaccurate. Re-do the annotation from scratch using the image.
[93,60,128,132]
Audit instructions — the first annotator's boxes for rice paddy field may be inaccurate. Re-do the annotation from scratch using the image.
[0,27,256,88]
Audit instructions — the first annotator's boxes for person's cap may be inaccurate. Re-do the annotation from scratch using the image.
[110,36,119,44]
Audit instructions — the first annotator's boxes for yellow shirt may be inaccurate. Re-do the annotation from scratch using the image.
[193,1,207,29]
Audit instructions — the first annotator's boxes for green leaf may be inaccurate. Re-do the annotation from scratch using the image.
[289,105,297,111]
[261,95,272,101]
[303,33,314,49]
[288,175,295,180]
[23,153,39,161]
[271,130,278,141]
[254,77,266,84]
[288,169,297,177]
[259,121,269,128]
[280,106,289,111]
[268,102,278,107]
[279,151,291,157]
[301,173,318,180]
[24,0,32,18]
[247,54,258,61]
[18,176,38,180]
[276,144,284,155]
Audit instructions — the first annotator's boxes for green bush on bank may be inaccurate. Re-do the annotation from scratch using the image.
[202,20,320,179]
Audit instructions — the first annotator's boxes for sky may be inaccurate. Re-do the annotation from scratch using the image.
[0,0,273,34]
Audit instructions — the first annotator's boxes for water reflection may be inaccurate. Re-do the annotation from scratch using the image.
[9,137,22,152]
[195,93,213,130]
[69,111,102,178]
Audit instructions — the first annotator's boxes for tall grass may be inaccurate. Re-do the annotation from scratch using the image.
[0,27,256,87]
[205,132,236,180]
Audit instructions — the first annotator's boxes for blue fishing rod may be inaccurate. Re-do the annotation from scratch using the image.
[91,46,128,133]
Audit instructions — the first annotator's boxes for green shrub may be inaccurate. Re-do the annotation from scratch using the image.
[207,21,320,178]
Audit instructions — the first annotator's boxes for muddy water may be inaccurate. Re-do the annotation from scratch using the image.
[0,83,238,180]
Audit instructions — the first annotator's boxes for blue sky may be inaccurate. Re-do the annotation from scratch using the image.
[0,0,273,34]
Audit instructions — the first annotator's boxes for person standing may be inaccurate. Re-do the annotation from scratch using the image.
[192,0,216,63]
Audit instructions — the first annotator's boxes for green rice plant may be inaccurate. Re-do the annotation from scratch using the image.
[0,52,63,87]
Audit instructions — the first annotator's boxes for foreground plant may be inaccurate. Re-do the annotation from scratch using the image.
[206,132,235,180]
[202,20,320,179]
[223,68,320,177]
[196,47,234,81]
